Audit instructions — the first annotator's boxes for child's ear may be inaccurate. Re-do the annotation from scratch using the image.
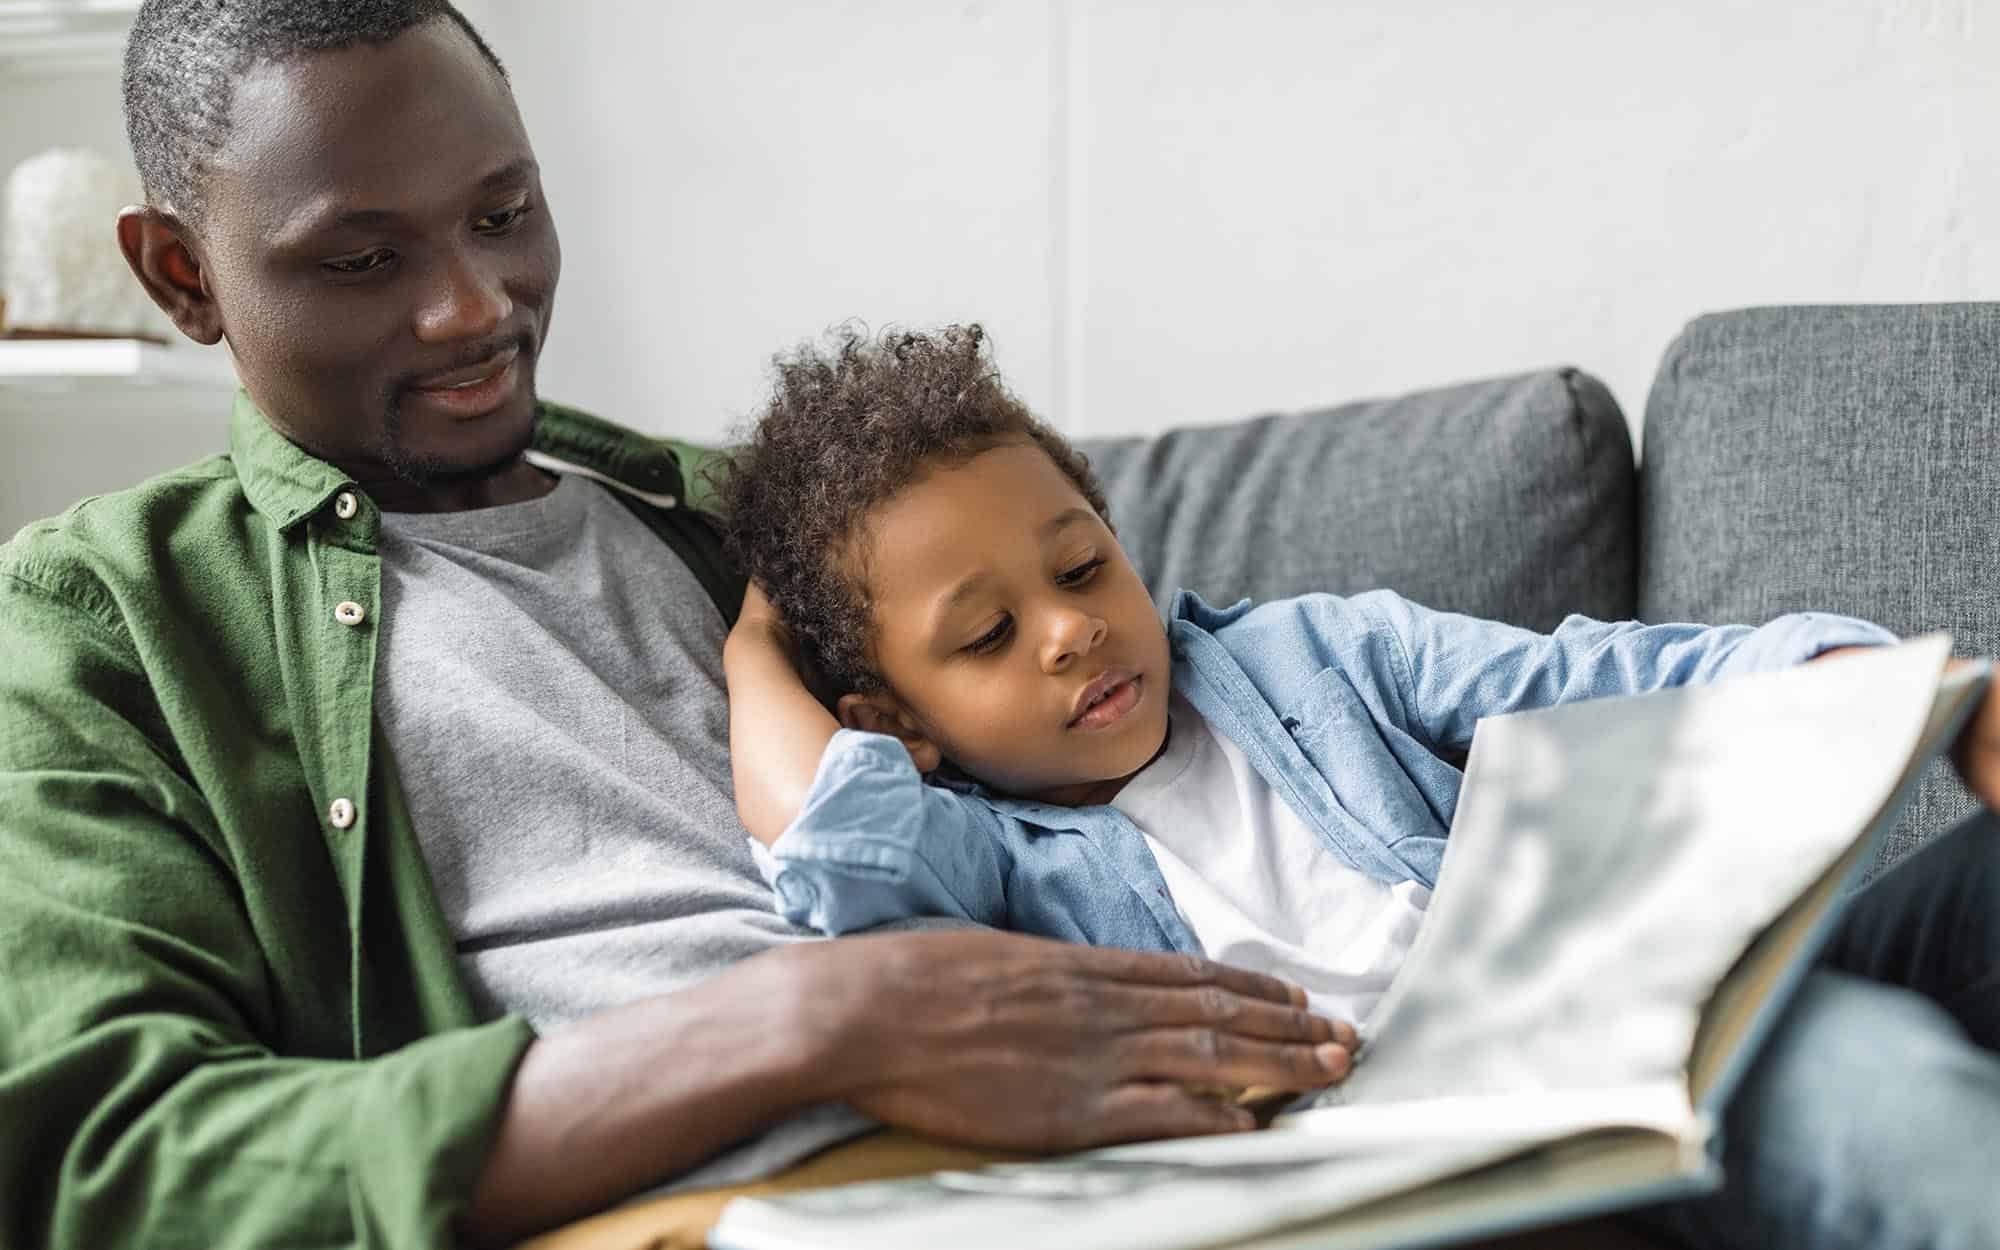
[835,693,944,774]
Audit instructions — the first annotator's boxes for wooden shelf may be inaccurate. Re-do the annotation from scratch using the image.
[0,338,238,391]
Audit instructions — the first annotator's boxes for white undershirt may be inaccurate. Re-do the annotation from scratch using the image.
[1110,692,1430,1031]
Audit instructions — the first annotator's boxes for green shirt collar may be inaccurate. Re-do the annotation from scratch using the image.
[229,391,354,532]
[228,391,691,532]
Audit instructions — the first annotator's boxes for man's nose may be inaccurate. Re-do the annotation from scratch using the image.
[413,250,512,343]
[1040,609,1109,673]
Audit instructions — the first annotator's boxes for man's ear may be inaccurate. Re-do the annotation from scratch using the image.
[835,692,944,774]
[116,206,223,346]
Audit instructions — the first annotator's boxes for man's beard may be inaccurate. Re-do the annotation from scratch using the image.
[377,388,538,487]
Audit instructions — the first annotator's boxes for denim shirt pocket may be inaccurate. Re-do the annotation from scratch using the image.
[1279,665,1363,748]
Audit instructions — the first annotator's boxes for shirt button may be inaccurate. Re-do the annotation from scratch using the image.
[333,491,359,520]
[334,600,366,627]
[328,797,356,830]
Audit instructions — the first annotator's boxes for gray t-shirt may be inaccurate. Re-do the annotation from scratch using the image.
[375,474,873,1189]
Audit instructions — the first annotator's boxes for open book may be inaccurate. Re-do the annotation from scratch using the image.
[711,636,1991,1250]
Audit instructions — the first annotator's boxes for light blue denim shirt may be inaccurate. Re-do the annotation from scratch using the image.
[757,590,1896,953]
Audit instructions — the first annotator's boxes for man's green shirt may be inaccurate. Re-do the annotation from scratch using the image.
[0,395,742,1249]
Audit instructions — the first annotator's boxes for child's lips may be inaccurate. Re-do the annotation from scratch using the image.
[1068,672,1143,730]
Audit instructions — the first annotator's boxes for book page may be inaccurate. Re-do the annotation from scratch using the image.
[1283,635,1952,1127]
[1685,661,1991,1105]
[710,1084,1701,1250]
[1230,1128,1708,1250]
[711,1137,1533,1250]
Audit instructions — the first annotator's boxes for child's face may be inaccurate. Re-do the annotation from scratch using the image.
[848,440,1173,805]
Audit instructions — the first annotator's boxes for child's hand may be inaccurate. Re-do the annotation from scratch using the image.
[734,581,788,637]
[1950,660,2000,811]
[730,581,836,702]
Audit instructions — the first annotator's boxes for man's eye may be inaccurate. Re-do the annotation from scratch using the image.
[475,203,532,233]
[1056,558,1106,587]
[322,249,395,275]
[965,616,1014,656]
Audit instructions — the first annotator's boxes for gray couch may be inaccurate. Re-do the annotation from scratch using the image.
[1081,301,1999,871]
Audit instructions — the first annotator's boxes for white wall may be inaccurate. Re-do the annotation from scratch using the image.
[455,0,1065,445]
[462,0,1998,448]
[1,0,1993,530]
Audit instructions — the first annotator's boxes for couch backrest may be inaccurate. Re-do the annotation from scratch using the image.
[1076,367,1637,632]
[1641,302,2000,863]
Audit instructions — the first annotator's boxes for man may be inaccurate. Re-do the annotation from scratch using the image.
[0,4,1351,1249]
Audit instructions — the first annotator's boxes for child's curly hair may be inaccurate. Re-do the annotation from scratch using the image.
[713,323,1110,695]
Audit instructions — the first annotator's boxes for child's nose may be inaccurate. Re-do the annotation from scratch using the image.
[1041,610,1109,672]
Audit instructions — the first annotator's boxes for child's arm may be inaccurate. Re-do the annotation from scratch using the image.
[1369,595,1897,753]
[723,584,1016,935]
[723,583,839,846]
[1270,590,1897,756]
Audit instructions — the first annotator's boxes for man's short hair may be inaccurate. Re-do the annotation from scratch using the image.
[122,0,506,223]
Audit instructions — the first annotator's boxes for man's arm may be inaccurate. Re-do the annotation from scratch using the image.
[0,578,533,1250]
[1,576,1353,1250]
[462,931,1357,1247]
[724,582,841,845]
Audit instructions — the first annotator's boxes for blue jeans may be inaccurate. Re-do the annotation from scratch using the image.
[1634,808,2000,1250]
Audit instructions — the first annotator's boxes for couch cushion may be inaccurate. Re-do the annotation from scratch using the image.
[1075,368,1637,632]
[1639,303,2000,863]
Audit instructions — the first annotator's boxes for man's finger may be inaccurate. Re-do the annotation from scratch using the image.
[1101,984,1353,1048]
[1084,1083,1255,1146]
[1118,1027,1354,1089]
[1067,945,1307,1008]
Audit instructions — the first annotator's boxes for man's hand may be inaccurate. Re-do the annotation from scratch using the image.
[774,930,1357,1151]
[1949,662,2000,811]
[462,929,1356,1246]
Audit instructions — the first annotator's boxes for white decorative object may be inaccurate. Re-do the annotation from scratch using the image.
[2,148,172,339]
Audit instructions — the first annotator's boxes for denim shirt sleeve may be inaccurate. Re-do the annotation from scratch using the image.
[755,729,1011,934]
[1340,589,1898,754]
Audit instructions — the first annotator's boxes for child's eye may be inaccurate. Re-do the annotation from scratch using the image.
[965,615,1014,656]
[1055,558,1106,588]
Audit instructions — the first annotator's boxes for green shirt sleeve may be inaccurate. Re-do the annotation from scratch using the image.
[659,436,728,514]
[0,569,533,1250]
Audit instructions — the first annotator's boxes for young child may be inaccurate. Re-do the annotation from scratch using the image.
[714,322,1897,1023]
[716,323,2000,1247]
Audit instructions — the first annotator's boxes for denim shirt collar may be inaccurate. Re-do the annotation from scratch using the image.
[1166,586,1257,631]
[1167,588,1433,885]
